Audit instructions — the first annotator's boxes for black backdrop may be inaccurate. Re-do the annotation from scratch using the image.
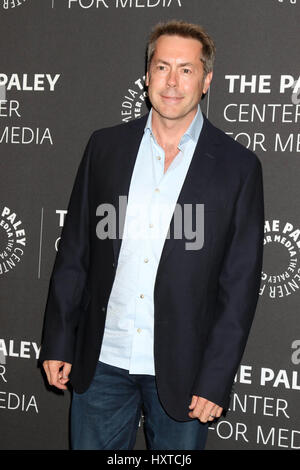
[1,0,300,450]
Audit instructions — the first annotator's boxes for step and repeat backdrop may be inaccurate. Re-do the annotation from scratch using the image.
[0,0,299,450]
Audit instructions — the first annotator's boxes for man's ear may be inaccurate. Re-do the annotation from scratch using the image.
[203,71,213,94]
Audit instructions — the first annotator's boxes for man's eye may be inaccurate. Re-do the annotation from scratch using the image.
[183,68,192,74]
[157,65,166,71]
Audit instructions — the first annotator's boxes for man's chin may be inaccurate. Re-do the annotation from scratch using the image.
[153,107,194,122]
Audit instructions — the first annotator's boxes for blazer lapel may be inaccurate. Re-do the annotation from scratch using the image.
[112,114,148,264]
[157,114,221,268]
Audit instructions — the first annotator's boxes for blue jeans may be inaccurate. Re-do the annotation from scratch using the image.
[70,361,208,450]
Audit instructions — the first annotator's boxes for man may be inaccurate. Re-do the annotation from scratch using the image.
[39,20,264,450]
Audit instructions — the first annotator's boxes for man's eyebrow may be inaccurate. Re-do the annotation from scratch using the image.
[154,59,170,65]
[154,59,195,67]
[178,62,194,67]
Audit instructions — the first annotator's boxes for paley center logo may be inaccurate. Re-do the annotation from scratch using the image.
[121,75,148,122]
[2,0,27,9]
[260,219,300,299]
[0,207,26,275]
[277,0,297,4]
[0,73,60,145]
[52,0,183,8]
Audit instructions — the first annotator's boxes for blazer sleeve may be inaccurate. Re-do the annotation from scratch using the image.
[39,132,96,365]
[191,156,265,409]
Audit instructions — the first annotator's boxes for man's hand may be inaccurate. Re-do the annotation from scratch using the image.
[188,395,223,422]
[43,360,72,390]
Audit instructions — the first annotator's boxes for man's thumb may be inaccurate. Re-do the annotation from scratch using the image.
[189,395,198,409]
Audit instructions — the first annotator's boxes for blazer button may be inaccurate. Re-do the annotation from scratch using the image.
[101,306,106,312]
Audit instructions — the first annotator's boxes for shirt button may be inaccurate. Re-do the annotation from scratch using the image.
[140,294,144,299]
[157,156,161,160]
[137,328,142,333]
[144,258,149,263]
[149,223,154,228]
[154,188,160,193]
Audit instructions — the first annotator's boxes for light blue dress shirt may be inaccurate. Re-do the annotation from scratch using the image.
[99,105,204,375]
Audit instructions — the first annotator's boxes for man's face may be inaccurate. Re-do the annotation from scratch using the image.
[146,34,213,123]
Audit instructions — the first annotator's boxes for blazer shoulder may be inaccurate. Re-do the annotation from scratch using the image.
[90,113,148,143]
[204,116,262,175]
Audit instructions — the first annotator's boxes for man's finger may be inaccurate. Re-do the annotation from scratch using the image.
[189,395,198,410]
[188,397,205,418]
[59,363,72,384]
[189,399,222,422]
[43,360,69,390]
[205,405,223,422]
[206,405,218,421]
[50,369,68,390]
[43,361,50,384]
[198,401,213,422]
[188,396,223,422]
[49,366,63,388]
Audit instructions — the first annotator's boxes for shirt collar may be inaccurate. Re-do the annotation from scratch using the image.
[144,104,203,147]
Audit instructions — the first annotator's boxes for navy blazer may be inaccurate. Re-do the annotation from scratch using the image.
[39,113,264,421]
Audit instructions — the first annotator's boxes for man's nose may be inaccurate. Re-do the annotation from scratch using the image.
[167,69,177,87]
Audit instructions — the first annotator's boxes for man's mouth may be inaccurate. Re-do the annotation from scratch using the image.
[161,95,184,102]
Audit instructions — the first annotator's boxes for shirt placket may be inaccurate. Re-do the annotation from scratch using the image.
[128,135,164,373]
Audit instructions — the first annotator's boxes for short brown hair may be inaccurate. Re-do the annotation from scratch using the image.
[146,20,216,76]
